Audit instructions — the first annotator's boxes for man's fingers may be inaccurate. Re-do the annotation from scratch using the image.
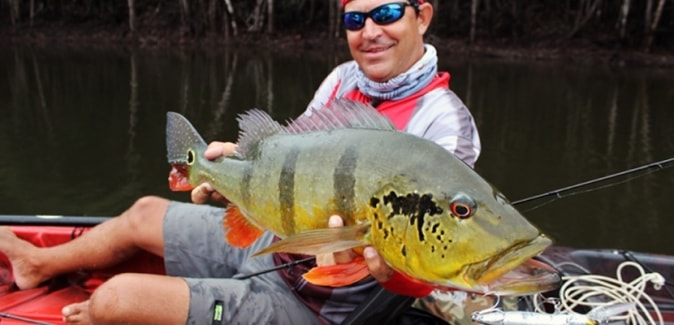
[328,215,343,227]
[364,247,393,282]
[329,216,356,264]
[316,215,356,266]
[205,142,238,160]
[191,183,214,204]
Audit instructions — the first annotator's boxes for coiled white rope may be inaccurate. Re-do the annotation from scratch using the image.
[533,261,665,324]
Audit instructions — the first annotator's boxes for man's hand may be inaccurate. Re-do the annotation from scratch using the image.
[363,246,393,283]
[316,215,394,283]
[191,141,237,205]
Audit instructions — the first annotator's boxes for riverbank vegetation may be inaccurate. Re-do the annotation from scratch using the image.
[2,0,673,65]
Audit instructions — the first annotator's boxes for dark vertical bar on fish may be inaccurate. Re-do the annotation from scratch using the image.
[240,163,254,209]
[279,147,300,234]
[334,145,358,223]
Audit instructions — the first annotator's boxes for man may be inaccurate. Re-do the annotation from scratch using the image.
[0,0,480,323]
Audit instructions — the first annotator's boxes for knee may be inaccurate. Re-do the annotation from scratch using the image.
[88,274,135,323]
[123,196,169,230]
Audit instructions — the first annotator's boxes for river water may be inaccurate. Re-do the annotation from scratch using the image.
[1,45,673,254]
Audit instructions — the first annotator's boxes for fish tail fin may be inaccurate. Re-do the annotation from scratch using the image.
[303,257,370,287]
[166,112,208,165]
[223,205,265,248]
[253,224,370,257]
[166,112,208,191]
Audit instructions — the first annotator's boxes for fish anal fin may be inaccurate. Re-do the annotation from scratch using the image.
[303,257,370,287]
[223,205,264,248]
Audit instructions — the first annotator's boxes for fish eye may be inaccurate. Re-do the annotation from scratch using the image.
[187,149,196,165]
[449,193,476,219]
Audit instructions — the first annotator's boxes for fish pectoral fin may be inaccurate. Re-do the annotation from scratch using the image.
[252,224,370,256]
[223,205,264,248]
[303,257,370,287]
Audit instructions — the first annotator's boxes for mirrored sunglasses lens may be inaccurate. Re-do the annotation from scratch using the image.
[371,4,404,24]
[343,12,365,30]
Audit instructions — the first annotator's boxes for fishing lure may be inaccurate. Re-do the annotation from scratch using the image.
[472,302,635,325]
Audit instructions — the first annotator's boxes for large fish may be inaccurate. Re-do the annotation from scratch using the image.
[166,100,560,295]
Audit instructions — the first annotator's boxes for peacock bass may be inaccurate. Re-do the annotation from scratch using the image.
[166,100,560,295]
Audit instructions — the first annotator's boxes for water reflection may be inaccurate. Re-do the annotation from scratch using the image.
[1,45,673,254]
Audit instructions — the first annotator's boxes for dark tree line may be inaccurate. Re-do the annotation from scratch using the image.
[2,0,673,52]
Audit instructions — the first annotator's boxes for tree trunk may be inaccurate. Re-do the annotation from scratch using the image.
[567,0,602,38]
[618,0,631,39]
[179,0,190,33]
[223,0,238,37]
[510,0,519,42]
[246,0,265,32]
[29,0,34,28]
[470,0,479,44]
[644,0,654,34]
[267,0,273,34]
[9,0,20,25]
[128,0,136,34]
[329,0,339,39]
[208,0,216,33]
[644,0,666,52]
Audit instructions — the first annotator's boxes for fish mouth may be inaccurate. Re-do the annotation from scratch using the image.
[466,234,561,295]
[168,164,194,191]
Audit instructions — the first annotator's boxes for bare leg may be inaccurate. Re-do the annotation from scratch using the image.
[0,196,170,289]
[62,274,189,325]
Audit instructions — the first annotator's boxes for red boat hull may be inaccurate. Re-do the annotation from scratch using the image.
[1,225,164,324]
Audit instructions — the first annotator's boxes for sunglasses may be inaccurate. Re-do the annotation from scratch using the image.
[342,2,416,31]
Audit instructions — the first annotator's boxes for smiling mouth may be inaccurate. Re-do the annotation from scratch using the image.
[361,43,394,54]
[365,47,389,53]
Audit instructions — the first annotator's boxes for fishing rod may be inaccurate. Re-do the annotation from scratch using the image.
[0,215,108,226]
[511,156,674,206]
[0,312,53,325]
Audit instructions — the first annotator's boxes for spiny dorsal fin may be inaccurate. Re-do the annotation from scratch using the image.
[236,109,285,157]
[236,99,395,157]
[286,99,396,133]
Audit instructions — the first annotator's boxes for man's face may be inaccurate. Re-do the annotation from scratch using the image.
[343,0,429,82]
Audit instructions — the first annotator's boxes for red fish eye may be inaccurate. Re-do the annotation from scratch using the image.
[450,202,472,219]
[449,193,476,219]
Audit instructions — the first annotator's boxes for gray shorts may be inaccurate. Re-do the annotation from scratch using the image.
[163,201,320,325]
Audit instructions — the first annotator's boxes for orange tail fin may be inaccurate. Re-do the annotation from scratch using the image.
[223,205,264,248]
[302,257,370,287]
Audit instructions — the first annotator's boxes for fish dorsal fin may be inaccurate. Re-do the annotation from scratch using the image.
[235,109,286,157]
[236,99,395,157]
[286,99,396,133]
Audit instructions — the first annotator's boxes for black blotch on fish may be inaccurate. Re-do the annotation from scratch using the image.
[401,245,407,257]
[382,191,443,241]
